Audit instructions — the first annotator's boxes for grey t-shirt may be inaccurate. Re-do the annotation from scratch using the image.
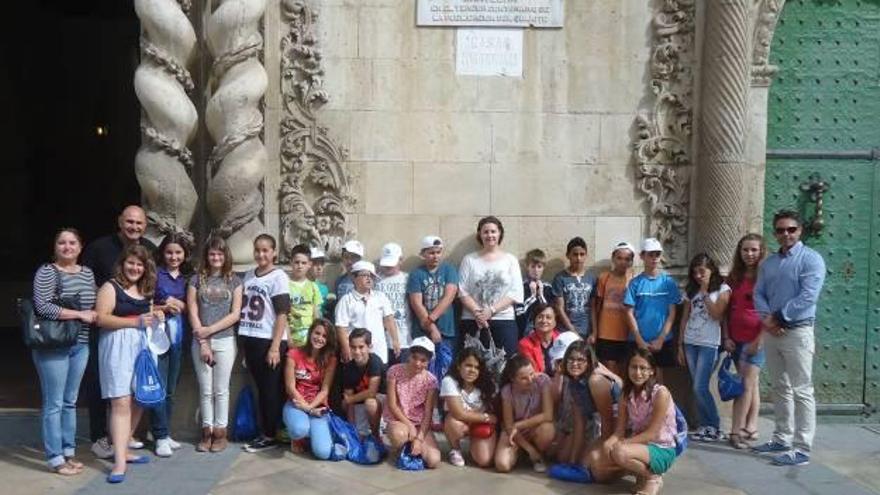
[189,273,243,339]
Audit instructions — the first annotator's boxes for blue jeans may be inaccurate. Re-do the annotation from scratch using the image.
[684,344,720,429]
[282,402,332,460]
[32,343,89,468]
[150,344,183,439]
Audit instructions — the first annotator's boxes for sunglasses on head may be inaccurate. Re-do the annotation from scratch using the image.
[774,226,799,235]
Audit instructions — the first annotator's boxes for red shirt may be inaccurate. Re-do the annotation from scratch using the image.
[517,329,560,374]
[287,348,335,405]
[728,277,761,343]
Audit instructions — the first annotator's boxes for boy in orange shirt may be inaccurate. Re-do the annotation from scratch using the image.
[592,241,635,376]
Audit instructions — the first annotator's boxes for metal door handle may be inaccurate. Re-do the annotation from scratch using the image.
[799,173,830,237]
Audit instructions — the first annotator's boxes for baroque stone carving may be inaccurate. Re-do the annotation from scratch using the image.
[751,0,786,86]
[134,0,199,243]
[633,0,696,267]
[695,0,752,270]
[205,0,269,262]
[279,0,356,261]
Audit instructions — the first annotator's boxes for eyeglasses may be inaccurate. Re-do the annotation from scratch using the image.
[354,272,372,278]
[774,226,799,235]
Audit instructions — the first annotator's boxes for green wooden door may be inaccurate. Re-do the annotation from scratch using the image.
[765,0,880,410]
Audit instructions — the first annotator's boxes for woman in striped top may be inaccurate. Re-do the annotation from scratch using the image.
[31,228,97,475]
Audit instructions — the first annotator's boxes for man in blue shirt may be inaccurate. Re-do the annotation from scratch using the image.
[752,209,826,466]
[624,237,682,373]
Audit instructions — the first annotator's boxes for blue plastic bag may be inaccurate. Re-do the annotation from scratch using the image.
[132,330,165,409]
[429,341,453,382]
[327,412,364,462]
[166,314,184,349]
[353,435,388,465]
[673,404,688,456]
[717,354,745,402]
[231,385,259,442]
[396,442,425,471]
[548,463,593,483]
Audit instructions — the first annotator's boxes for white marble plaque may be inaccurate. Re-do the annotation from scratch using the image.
[417,0,564,28]
[456,29,523,77]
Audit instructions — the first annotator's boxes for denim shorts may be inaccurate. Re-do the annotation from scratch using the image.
[733,342,766,368]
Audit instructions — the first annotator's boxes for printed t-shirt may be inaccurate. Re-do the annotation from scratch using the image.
[341,353,385,396]
[596,271,634,341]
[439,376,485,412]
[383,364,438,425]
[335,289,394,363]
[239,268,291,340]
[407,263,459,338]
[501,372,551,421]
[188,274,242,339]
[552,271,597,336]
[288,347,335,405]
[458,252,524,321]
[376,272,411,349]
[728,277,761,343]
[288,279,323,346]
[683,284,731,347]
[623,272,682,342]
[335,273,354,299]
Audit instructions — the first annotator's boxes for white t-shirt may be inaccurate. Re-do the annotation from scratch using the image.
[458,251,524,321]
[683,283,731,347]
[335,289,394,363]
[239,268,291,340]
[440,376,485,412]
[376,272,411,349]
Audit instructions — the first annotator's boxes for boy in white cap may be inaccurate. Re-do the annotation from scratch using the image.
[308,246,331,317]
[335,239,365,299]
[623,238,682,373]
[594,241,636,376]
[407,236,459,350]
[335,260,400,364]
[376,242,412,364]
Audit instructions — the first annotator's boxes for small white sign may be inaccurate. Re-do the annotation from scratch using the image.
[418,0,564,28]
[456,29,523,77]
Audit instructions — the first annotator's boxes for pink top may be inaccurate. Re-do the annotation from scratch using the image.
[728,277,762,343]
[501,372,551,421]
[384,364,438,425]
[627,384,676,449]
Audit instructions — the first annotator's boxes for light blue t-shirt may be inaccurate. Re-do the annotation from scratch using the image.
[335,273,354,299]
[623,272,682,342]
[551,271,597,336]
[406,262,459,338]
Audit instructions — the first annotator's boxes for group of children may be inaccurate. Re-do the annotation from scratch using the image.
[82,214,767,495]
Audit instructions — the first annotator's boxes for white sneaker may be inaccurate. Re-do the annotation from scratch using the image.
[128,438,145,449]
[91,437,113,459]
[155,438,173,458]
[167,437,182,450]
[448,449,465,467]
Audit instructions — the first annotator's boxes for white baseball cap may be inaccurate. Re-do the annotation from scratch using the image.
[548,331,582,364]
[350,260,377,277]
[409,336,435,357]
[310,247,326,260]
[342,240,365,257]
[612,241,636,256]
[641,237,663,253]
[379,242,403,267]
[420,235,444,251]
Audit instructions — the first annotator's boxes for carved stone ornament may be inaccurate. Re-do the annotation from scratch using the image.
[279,0,357,262]
[633,0,696,267]
[134,0,199,244]
[751,0,786,86]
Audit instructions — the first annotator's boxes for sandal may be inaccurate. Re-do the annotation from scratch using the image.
[53,464,81,476]
[65,458,85,470]
[741,429,759,441]
[728,432,749,450]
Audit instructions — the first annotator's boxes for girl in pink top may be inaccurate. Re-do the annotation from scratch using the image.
[385,338,441,468]
[282,319,337,459]
[494,355,555,473]
[602,349,677,495]
[723,233,766,449]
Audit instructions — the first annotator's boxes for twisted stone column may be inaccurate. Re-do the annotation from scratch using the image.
[694,0,751,270]
[206,0,269,262]
[134,0,199,243]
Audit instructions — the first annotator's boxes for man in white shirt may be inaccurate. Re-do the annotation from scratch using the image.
[335,261,400,364]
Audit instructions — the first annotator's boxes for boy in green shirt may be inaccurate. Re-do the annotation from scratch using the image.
[309,246,332,318]
[288,244,323,346]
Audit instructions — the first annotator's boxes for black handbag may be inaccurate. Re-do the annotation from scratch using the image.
[18,264,81,349]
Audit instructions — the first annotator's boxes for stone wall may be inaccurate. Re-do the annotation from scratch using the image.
[263,0,655,274]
